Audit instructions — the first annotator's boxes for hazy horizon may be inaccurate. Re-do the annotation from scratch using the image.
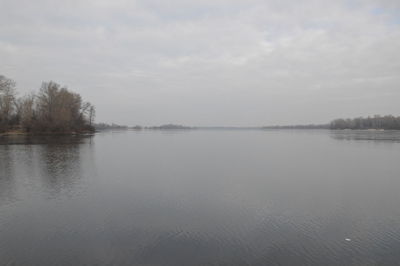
[1,0,399,126]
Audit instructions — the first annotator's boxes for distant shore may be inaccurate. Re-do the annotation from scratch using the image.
[2,128,398,138]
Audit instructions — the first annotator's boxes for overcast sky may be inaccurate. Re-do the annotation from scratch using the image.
[1,0,399,126]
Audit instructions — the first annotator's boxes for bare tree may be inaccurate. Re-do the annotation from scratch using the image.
[36,81,94,132]
[1,76,95,133]
[0,75,17,131]
[18,93,36,131]
[88,105,96,127]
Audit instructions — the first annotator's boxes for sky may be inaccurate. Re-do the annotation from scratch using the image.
[0,0,399,126]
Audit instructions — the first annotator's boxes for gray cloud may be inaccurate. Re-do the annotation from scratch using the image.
[1,0,399,126]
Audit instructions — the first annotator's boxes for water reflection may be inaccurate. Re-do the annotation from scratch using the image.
[0,145,16,204]
[0,134,93,145]
[330,130,400,142]
[39,144,83,194]
[0,135,94,200]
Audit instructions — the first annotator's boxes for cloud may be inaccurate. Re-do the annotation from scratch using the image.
[0,0,399,125]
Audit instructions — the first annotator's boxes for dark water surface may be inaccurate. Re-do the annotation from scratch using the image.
[1,130,400,265]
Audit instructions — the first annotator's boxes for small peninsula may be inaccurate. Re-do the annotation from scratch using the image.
[0,75,95,135]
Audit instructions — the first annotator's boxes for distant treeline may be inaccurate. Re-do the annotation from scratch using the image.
[261,116,400,130]
[330,115,400,130]
[93,124,192,131]
[0,75,95,134]
[146,124,192,130]
[94,123,128,130]
[263,124,329,129]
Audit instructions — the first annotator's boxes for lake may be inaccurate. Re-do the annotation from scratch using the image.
[1,129,400,265]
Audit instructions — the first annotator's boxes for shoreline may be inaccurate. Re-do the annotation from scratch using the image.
[1,128,397,137]
[0,130,95,137]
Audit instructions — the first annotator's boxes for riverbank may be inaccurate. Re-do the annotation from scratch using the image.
[0,129,95,137]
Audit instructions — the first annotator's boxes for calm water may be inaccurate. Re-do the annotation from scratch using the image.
[1,130,400,265]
